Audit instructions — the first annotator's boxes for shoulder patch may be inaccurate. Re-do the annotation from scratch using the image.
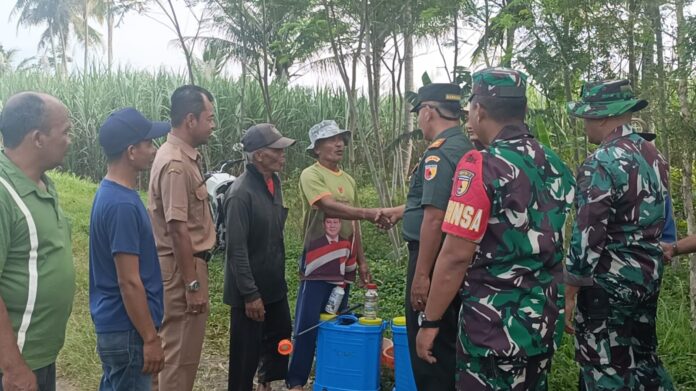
[455,169,475,196]
[165,160,184,175]
[425,155,441,163]
[424,164,438,180]
[428,138,446,149]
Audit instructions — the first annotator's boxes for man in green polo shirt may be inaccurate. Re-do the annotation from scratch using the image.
[382,83,473,390]
[0,92,75,391]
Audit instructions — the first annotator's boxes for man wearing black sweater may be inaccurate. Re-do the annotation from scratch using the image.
[223,123,296,391]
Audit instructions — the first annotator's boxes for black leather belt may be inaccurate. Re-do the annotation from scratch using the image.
[194,251,212,262]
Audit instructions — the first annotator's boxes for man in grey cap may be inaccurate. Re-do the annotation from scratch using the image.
[223,123,295,391]
[287,120,387,390]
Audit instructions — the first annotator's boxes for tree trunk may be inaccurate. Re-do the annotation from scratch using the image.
[49,25,59,75]
[650,0,669,155]
[453,9,459,76]
[363,9,401,256]
[676,0,696,328]
[640,1,655,122]
[402,19,414,182]
[386,33,402,196]
[84,0,89,75]
[681,151,696,328]
[503,25,515,67]
[482,0,491,67]
[501,0,515,67]
[627,0,637,89]
[107,0,113,71]
[260,0,273,122]
[60,31,68,75]
[161,0,195,84]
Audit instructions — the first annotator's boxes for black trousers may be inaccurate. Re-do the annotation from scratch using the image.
[228,297,292,391]
[405,241,460,391]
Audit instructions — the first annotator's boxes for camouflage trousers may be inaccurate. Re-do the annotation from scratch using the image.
[455,350,553,391]
[574,285,674,391]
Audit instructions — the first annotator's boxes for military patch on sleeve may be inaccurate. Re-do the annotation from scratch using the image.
[428,138,446,149]
[424,164,438,180]
[455,169,475,196]
[425,155,441,163]
[441,149,491,242]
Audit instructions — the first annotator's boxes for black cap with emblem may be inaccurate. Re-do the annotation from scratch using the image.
[411,83,463,118]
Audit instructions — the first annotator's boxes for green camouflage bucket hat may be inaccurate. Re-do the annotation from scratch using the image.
[470,67,527,100]
[306,120,351,157]
[568,79,648,119]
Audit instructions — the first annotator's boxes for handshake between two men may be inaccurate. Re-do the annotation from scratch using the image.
[367,206,405,231]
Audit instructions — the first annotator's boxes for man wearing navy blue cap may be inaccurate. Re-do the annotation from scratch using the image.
[89,107,171,391]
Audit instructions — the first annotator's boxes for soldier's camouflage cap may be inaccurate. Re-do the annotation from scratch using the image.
[470,67,527,101]
[568,79,648,119]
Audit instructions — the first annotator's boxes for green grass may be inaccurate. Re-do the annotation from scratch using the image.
[53,171,696,390]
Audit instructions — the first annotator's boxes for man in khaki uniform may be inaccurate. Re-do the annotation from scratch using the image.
[148,85,216,390]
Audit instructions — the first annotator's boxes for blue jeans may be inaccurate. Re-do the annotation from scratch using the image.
[97,329,152,391]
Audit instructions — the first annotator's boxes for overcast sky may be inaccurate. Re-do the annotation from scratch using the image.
[0,1,477,90]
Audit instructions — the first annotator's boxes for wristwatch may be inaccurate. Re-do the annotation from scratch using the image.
[186,280,200,292]
[418,311,440,328]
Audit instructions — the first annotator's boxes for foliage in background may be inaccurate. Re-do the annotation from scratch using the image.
[0,69,587,184]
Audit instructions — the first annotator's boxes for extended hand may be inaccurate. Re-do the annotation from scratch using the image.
[660,242,674,264]
[371,209,393,230]
[380,207,403,227]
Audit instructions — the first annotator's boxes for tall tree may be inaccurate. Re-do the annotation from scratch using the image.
[201,0,326,120]
[79,0,105,74]
[675,0,696,328]
[0,45,19,74]
[149,0,202,84]
[12,0,79,74]
[103,0,147,70]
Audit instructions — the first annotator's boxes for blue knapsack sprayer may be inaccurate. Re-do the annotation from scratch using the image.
[278,284,390,391]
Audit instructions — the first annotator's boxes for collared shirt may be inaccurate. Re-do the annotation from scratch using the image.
[148,134,215,258]
[0,152,75,370]
[566,124,669,301]
[402,126,473,242]
[442,124,575,358]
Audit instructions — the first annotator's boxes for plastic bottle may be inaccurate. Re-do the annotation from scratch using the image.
[325,283,346,314]
[364,283,378,320]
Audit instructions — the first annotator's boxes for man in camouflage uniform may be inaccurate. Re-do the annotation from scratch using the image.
[565,80,675,390]
[415,67,575,390]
